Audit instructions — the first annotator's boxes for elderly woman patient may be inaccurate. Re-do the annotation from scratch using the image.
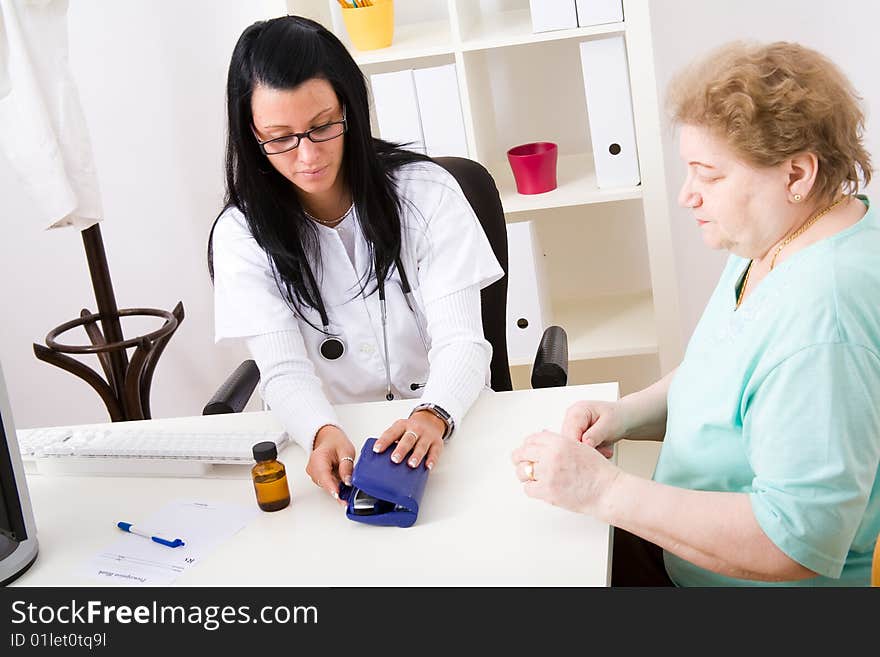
[513,41,879,586]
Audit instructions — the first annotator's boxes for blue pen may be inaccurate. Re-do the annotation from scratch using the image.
[116,521,185,548]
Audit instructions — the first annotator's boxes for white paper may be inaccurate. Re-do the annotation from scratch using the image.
[78,500,259,585]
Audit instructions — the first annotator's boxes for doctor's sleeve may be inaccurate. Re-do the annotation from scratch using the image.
[409,171,504,427]
[211,212,302,341]
[246,330,340,453]
[417,285,492,429]
[212,213,339,451]
[412,171,504,304]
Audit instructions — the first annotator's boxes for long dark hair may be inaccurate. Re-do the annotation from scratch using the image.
[216,15,429,322]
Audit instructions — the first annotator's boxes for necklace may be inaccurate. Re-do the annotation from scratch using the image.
[303,202,354,227]
[736,195,847,310]
[768,195,846,271]
[736,261,752,310]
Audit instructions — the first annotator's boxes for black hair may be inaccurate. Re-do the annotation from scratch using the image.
[215,15,429,323]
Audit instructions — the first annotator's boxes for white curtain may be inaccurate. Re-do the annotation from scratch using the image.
[0,0,102,230]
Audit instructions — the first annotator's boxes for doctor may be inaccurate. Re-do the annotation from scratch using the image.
[211,15,502,504]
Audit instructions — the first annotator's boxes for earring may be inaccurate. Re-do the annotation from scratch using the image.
[793,193,802,202]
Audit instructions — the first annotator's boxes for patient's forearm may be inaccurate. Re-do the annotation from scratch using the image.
[602,472,817,581]
[618,368,677,441]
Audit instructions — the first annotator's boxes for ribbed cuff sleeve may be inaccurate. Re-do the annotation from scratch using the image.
[416,285,492,430]
[246,330,340,452]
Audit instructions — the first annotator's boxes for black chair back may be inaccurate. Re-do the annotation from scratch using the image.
[432,157,512,392]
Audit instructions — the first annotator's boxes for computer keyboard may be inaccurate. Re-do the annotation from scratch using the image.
[16,426,289,478]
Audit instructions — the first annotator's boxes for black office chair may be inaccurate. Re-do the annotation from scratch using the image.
[203,156,569,415]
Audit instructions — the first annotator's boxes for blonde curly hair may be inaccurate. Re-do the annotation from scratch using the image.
[667,41,872,202]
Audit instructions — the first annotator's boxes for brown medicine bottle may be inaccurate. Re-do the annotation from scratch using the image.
[251,441,290,512]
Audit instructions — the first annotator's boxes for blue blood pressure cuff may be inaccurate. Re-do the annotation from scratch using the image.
[337,438,430,528]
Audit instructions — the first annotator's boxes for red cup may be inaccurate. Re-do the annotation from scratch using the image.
[506,142,558,194]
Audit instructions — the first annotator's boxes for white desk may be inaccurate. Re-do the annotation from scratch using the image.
[15,383,617,586]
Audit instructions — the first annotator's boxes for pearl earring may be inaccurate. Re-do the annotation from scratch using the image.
[793,194,802,202]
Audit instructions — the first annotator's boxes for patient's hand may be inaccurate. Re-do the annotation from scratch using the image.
[561,400,624,458]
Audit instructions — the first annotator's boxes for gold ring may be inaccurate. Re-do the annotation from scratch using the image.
[523,460,536,482]
[403,430,419,441]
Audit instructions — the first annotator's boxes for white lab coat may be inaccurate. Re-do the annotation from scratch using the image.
[0,0,102,230]
[212,161,504,405]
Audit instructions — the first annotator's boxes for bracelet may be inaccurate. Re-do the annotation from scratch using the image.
[409,403,454,441]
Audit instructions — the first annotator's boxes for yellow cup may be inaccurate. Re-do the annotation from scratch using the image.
[340,0,394,51]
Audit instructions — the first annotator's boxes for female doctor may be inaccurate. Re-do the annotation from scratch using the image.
[211,16,502,504]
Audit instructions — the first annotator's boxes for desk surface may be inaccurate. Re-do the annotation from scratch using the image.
[15,383,617,586]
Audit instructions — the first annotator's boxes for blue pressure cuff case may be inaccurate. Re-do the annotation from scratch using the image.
[337,437,430,528]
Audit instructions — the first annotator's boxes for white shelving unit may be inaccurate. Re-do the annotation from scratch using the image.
[458,10,623,51]
[494,152,642,214]
[287,0,684,389]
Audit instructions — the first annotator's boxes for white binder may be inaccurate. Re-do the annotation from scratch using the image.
[528,0,578,33]
[370,69,425,154]
[575,0,623,27]
[505,221,551,364]
[579,36,641,188]
[413,64,468,158]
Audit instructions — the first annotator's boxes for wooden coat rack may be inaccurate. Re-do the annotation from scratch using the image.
[33,224,184,421]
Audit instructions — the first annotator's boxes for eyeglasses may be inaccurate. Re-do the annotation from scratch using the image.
[256,107,347,155]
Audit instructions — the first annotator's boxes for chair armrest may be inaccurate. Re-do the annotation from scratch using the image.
[202,360,260,415]
[531,326,568,388]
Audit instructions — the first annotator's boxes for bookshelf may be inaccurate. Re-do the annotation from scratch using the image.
[287,0,684,393]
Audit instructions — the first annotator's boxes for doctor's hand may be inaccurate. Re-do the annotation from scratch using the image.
[373,412,446,470]
[560,400,624,458]
[307,424,356,507]
[511,430,622,517]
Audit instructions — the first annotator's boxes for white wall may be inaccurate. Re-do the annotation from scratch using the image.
[2,1,878,429]
[649,0,880,341]
[0,0,285,429]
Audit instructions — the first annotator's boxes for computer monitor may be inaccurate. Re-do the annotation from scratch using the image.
[0,361,39,585]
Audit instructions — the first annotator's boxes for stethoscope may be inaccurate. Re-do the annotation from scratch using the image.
[316,256,429,401]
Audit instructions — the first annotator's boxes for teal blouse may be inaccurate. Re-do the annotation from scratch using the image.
[654,196,880,586]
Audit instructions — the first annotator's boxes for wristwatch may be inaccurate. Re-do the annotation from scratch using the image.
[410,403,455,441]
